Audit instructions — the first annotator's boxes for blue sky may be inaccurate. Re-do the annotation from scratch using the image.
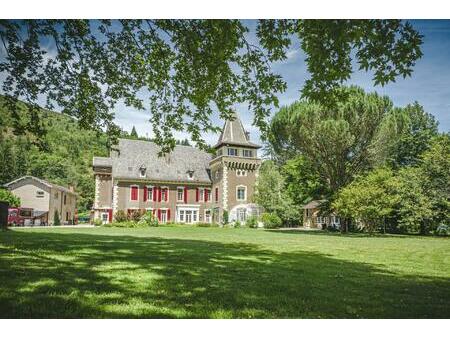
[116,20,450,146]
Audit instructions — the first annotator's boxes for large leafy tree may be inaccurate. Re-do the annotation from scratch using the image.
[253,160,299,224]
[333,168,400,233]
[0,188,21,207]
[0,20,422,151]
[269,86,406,192]
[389,102,439,168]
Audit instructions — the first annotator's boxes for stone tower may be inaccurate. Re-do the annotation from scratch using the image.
[209,112,262,223]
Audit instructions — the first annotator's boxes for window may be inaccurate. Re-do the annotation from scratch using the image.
[187,170,194,180]
[215,171,220,180]
[147,186,153,201]
[36,190,44,198]
[236,170,247,177]
[228,148,238,156]
[160,209,167,223]
[130,185,138,201]
[179,210,185,222]
[316,216,323,224]
[199,188,204,202]
[177,187,184,202]
[238,208,247,222]
[215,187,219,202]
[205,210,211,223]
[236,186,246,201]
[64,194,67,205]
[193,210,198,222]
[161,187,168,202]
[243,149,253,157]
[139,165,147,178]
[217,149,223,157]
[206,189,211,202]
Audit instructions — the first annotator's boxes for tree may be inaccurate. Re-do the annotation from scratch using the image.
[0,188,21,207]
[253,160,299,225]
[269,86,405,193]
[0,135,17,184]
[394,167,433,234]
[0,20,422,151]
[389,102,439,168]
[333,168,400,233]
[281,155,327,207]
[419,134,450,229]
[53,211,61,226]
[130,126,138,139]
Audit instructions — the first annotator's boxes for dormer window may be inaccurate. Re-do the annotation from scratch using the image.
[228,148,238,156]
[243,149,253,158]
[139,165,147,178]
[187,170,194,180]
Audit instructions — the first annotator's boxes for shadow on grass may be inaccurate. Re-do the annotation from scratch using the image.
[267,229,428,239]
[0,230,449,318]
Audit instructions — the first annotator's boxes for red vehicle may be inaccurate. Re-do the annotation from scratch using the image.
[7,207,34,226]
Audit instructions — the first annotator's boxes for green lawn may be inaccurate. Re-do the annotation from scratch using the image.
[0,226,449,318]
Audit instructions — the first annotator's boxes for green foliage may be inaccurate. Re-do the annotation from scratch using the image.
[246,215,259,228]
[53,211,61,226]
[434,225,449,237]
[260,212,282,229]
[333,168,400,232]
[222,210,229,225]
[0,20,422,151]
[114,210,127,223]
[137,211,159,227]
[0,96,109,212]
[389,102,439,168]
[394,167,433,233]
[127,210,142,222]
[253,160,300,225]
[269,87,405,193]
[0,189,20,207]
[130,126,138,139]
[195,222,218,228]
[93,218,103,227]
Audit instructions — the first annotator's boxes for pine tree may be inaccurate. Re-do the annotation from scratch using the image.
[130,126,138,139]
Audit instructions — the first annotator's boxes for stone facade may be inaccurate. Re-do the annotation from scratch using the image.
[93,113,262,224]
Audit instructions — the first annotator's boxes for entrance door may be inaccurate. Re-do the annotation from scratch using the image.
[101,213,108,225]
[185,210,192,224]
[205,210,211,223]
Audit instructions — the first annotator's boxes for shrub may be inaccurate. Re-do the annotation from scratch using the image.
[54,211,61,226]
[137,211,159,227]
[93,218,102,226]
[114,210,127,223]
[0,189,20,207]
[196,222,216,227]
[246,215,258,228]
[260,212,282,229]
[128,210,142,222]
[222,210,229,225]
[234,220,242,228]
[435,224,449,237]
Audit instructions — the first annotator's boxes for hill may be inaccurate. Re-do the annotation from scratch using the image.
[0,96,109,212]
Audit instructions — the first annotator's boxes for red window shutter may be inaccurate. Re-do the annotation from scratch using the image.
[167,209,171,221]
[184,187,188,203]
[215,187,218,202]
[165,188,169,202]
[108,209,113,222]
[157,209,161,221]
[131,186,138,201]
[153,187,157,202]
[143,186,147,202]
[204,189,208,202]
[196,188,199,202]
[158,187,162,202]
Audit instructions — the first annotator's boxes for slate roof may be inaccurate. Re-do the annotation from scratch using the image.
[214,112,260,149]
[4,176,77,195]
[94,139,213,184]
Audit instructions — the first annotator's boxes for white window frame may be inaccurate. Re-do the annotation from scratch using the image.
[204,209,212,223]
[236,185,247,201]
[228,148,238,156]
[160,208,168,224]
[36,190,45,198]
[130,185,139,201]
[161,186,169,203]
[206,189,211,202]
[199,188,205,202]
[243,149,253,157]
[177,187,184,202]
[146,185,153,201]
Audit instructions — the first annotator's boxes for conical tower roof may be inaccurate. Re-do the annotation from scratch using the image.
[214,112,260,149]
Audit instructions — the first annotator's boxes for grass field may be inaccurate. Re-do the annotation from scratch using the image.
[0,226,449,318]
